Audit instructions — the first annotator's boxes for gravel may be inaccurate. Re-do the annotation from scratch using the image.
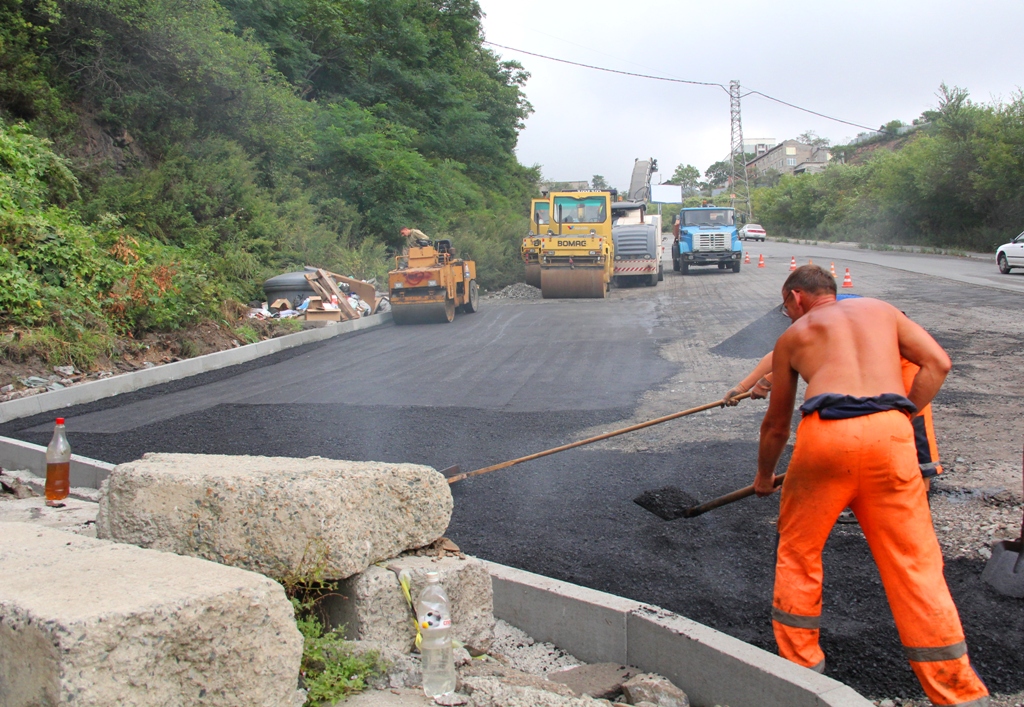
[486,283,542,300]
[488,620,584,675]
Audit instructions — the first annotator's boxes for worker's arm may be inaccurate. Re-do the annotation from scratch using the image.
[896,312,951,411]
[755,336,798,496]
[724,352,773,405]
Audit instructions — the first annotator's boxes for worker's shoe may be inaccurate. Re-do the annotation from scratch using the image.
[837,509,858,524]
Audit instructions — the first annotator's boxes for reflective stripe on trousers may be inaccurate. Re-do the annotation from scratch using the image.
[772,411,988,705]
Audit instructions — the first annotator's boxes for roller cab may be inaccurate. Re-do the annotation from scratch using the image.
[389,241,479,324]
[539,191,614,298]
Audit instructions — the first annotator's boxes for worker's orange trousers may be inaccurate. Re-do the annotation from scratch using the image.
[773,410,989,706]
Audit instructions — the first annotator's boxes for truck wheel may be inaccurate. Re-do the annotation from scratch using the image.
[647,272,658,286]
[680,262,689,275]
[462,280,480,312]
[732,260,741,273]
[657,265,664,282]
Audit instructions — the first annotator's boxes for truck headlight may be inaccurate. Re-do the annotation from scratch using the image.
[393,282,404,288]
[589,250,596,255]
[427,280,438,286]
[643,254,651,259]
[615,255,622,260]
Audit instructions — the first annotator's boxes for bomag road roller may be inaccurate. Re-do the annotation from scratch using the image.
[538,190,613,298]
[389,239,479,324]
[521,197,550,288]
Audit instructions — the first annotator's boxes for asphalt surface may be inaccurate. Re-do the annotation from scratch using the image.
[4,240,1022,701]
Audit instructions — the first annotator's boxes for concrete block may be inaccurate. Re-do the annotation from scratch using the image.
[324,555,494,653]
[0,522,302,707]
[482,560,642,665]
[625,606,872,707]
[97,452,452,580]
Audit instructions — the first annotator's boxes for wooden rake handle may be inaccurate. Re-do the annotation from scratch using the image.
[446,391,753,485]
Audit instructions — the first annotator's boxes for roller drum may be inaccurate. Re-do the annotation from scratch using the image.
[390,297,455,324]
[540,267,607,299]
[525,263,541,288]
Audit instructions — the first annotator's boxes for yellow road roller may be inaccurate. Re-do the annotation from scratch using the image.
[522,197,550,288]
[389,240,479,324]
[538,190,614,298]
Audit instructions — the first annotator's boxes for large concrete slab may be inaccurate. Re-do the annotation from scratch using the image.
[324,555,494,653]
[97,453,452,579]
[0,522,303,707]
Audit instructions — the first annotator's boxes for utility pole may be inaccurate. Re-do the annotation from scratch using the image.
[729,80,753,222]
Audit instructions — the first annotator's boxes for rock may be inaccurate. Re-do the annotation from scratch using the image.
[621,673,689,707]
[546,663,640,699]
[0,522,303,707]
[53,365,75,376]
[19,376,50,388]
[97,453,452,580]
[0,384,13,393]
[460,659,579,699]
[323,555,494,653]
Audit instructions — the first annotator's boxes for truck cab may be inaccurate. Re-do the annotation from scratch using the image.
[671,206,742,274]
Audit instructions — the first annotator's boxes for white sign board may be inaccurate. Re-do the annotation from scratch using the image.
[650,184,682,204]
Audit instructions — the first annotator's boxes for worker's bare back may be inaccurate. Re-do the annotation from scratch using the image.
[781,298,904,399]
[778,296,950,410]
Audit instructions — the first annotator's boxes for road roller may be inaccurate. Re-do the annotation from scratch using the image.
[522,197,550,288]
[389,240,479,324]
[538,190,614,298]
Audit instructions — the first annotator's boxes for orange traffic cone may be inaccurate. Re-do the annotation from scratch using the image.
[744,251,750,264]
[830,262,837,278]
[758,254,765,268]
[789,256,797,271]
[842,268,854,288]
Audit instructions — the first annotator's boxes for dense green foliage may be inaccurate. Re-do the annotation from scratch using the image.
[753,86,1024,250]
[0,0,536,362]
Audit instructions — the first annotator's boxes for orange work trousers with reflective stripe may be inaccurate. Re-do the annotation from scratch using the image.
[773,410,989,706]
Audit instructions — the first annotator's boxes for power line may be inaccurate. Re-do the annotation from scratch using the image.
[483,41,882,135]
[483,41,728,93]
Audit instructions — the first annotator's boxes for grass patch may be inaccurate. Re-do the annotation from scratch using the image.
[0,326,114,368]
[280,539,389,706]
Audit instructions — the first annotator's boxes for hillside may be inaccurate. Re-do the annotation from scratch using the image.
[0,0,536,379]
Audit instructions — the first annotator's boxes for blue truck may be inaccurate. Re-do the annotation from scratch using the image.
[671,205,743,274]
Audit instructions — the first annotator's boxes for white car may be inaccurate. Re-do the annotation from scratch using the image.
[996,230,1024,273]
[739,224,766,241]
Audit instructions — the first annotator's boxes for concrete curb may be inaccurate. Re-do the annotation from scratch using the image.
[0,435,114,489]
[484,561,872,707]
[0,312,391,424]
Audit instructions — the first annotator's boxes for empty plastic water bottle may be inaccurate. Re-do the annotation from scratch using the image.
[416,571,456,697]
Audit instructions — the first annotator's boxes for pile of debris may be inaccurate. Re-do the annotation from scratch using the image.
[489,283,542,300]
[250,269,385,323]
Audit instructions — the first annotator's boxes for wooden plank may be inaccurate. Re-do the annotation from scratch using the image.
[326,271,380,315]
[304,274,333,302]
[315,269,359,320]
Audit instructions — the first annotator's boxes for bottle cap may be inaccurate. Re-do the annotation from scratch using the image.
[56,418,65,425]
[425,571,440,583]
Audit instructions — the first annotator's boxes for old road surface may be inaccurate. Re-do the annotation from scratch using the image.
[4,239,1023,702]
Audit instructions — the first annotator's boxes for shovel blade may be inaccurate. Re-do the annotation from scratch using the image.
[633,486,699,521]
[981,540,1024,598]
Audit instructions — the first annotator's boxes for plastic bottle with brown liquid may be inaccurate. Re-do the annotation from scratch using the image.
[45,417,71,505]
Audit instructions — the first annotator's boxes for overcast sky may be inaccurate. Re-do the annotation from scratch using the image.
[477,0,1024,189]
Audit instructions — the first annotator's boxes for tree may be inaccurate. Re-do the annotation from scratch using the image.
[591,174,608,190]
[797,131,831,150]
[668,164,700,192]
[704,160,730,188]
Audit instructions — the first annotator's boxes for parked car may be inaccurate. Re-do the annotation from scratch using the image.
[739,223,766,241]
[996,230,1024,273]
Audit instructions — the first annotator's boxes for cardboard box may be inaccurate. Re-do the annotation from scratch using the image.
[305,309,341,322]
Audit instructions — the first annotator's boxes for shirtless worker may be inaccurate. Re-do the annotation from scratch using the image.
[754,265,988,706]
[725,302,943,491]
